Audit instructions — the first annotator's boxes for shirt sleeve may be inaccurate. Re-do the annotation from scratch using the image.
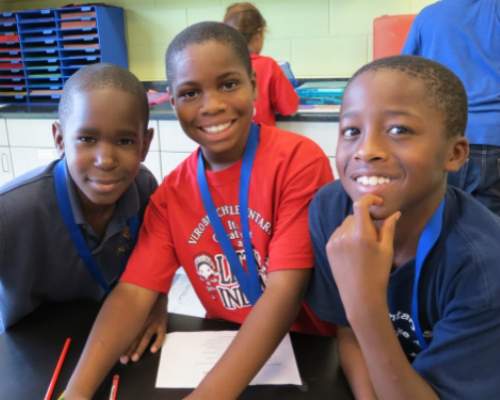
[270,60,299,116]
[120,185,179,293]
[305,184,349,326]
[267,143,332,272]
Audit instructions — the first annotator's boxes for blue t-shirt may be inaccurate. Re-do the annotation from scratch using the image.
[307,181,500,399]
[402,0,500,146]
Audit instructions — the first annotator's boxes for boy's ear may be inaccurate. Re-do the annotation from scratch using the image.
[140,127,155,161]
[251,70,257,102]
[52,121,65,158]
[445,136,469,173]
[167,86,176,109]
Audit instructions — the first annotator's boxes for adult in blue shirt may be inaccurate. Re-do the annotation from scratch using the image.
[402,0,500,216]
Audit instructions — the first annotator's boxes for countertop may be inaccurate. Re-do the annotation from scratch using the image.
[0,101,339,122]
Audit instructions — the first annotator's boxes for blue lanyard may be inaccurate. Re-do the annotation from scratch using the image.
[411,199,445,349]
[53,159,139,293]
[196,123,263,305]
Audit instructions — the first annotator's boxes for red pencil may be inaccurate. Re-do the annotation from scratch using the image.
[44,337,71,400]
[109,374,120,400]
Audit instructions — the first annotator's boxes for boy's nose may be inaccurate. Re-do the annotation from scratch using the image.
[94,143,117,169]
[200,91,226,115]
[353,132,387,162]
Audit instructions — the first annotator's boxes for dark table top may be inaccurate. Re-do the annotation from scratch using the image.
[0,301,352,399]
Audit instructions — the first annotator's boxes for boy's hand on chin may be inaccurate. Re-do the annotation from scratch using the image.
[120,295,167,364]
[325,194,401,318]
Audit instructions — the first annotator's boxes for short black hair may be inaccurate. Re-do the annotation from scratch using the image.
[58,63,149,130]
[347,55,468,137]
[165,21,252,89]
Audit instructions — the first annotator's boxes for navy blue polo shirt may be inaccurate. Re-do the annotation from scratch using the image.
[0,160,157,332]
[307,181,500,398]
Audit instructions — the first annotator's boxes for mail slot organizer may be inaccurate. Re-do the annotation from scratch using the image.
[0,5,127,106]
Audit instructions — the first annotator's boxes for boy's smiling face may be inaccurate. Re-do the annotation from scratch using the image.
[53,87,152,212]
[337,69,467,222]
[169,40,256,171]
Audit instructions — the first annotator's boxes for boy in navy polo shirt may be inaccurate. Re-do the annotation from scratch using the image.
[0,63,165,361]
[307,56,500,399]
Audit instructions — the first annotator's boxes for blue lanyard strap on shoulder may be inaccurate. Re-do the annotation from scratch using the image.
[53,159,139,293]
[412,199,445,349]
[197,123,262,305]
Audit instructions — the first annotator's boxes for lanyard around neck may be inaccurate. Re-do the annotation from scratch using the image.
[412,199,445,350]
[196,123,262,305]
[53,159,139,293]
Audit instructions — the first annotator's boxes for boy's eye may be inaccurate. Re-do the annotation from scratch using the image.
[179,89,199,101]
[77,136,96,144]
[341,127,360,138]
[388,125,410,135]
[221,80,239,91]
[118,138,135,145]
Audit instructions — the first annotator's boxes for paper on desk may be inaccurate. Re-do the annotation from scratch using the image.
[155,331,302,388]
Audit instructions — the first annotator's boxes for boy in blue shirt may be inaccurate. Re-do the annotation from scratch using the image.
[307,55,500,399]
[0,63,165,361]
[402,0,500,216]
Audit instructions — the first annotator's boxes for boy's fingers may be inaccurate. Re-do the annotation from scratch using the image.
[150,324,166,354]
[120,337,140,364]
[380,211,401,249]
[352,194,383,235]
[131,326,156,362]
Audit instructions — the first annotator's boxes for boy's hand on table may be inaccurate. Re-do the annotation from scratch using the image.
[119,294,167,364]
[326,194,400,317]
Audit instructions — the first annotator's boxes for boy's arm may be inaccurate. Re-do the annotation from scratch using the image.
[347,300,437,400]
[328,195,437,400]
[120,294,167,363]
[64,282,159,399]
[186,268,309,400]
[337,326,377,400]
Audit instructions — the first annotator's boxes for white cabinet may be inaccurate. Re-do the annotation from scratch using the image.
[6,119,58,176]
[157,120,196,178]
[161,151,190,177]
[2,117,340,182]
[158,120,197,152]
[0,119,8,146]
[277,121,339,157]
[6,119,55,148]
[10,147,58,177]
[143,151,162,183]
[278,121,339,178]
[0,146,14,186]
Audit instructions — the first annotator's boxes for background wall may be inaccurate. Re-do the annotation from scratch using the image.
[1,0,435,80]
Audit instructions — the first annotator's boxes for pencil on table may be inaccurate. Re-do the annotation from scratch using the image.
[109,374,120,400]
[44,337,72,400]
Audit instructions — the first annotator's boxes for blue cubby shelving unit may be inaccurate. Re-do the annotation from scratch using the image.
[0,5,127,106]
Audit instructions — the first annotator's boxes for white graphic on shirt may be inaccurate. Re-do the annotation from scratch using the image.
[188,206,272,245]
[190,207,271,310]
[195,249,268,310]
[389,311,423,360]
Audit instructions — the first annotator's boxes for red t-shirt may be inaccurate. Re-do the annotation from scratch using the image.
[121,125,335,335]
[251,53,299,126]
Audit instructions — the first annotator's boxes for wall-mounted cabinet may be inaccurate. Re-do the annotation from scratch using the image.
[0,117,339,185]
[0,5,127,106]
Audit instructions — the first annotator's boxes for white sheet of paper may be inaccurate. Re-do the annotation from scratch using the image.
[155,330,302,388]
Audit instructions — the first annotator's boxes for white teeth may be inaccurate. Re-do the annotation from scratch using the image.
[356,176,391,186]
[204,122,231,133]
